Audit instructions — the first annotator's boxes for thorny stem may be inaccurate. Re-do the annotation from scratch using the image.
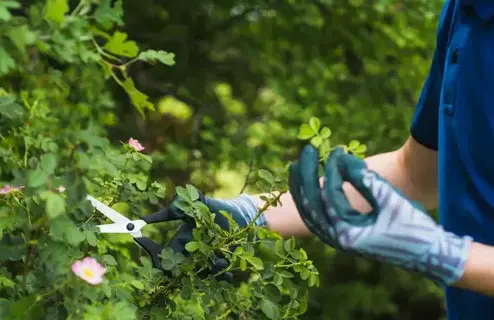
[232,190,286,238]
[91,38,122,63]
[109,158,129,207]
[239,147,258,194]
[212,191,285,251]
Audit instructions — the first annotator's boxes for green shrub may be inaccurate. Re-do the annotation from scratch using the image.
[0,1,322,319]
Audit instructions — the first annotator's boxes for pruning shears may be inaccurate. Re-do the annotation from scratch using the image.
[85,194,191,270]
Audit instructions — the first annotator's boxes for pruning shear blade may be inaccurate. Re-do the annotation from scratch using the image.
[86,195,130,224]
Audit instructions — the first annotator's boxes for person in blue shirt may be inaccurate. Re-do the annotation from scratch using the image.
[168,1,494,318]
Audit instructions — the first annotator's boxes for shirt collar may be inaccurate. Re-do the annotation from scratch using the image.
[461,0,494,20]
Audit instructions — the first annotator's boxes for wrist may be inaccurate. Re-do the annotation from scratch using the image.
[205,194,268,228]
[453,241,494,296]
[424,228,473,286]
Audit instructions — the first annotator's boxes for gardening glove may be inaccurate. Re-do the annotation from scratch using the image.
[165,191,266,282]
[288,145,473,287]
[169,192,267,230]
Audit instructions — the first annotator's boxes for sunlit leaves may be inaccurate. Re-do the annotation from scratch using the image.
[93,0,124,29]
[0,1,20,22]
[42,190,66,219]
[138,50,175,66]
[0,92,24,119]
[44,0,69,24]
[104,31,139,58]
[7,25,37,54]
[121,78,154,115]
[0,47,16,76]
[0,0,329,318]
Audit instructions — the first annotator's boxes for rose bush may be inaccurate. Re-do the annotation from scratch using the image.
[0,1,328,319]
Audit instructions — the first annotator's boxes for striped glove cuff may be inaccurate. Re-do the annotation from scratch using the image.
[205,194,268,228]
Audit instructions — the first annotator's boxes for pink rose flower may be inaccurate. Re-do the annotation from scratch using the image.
[71,257,106,285]
[128,138,144,152]
[0,185,24,195]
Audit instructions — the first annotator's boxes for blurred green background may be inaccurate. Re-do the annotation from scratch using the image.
[101,0,444,319]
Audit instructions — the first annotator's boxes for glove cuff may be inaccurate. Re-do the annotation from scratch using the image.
[235,194,268,228]
[423,230,473,287]
[205,194,268,228]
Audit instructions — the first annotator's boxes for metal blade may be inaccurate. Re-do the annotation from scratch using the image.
[86,194,130,224]
[96,220,147,238]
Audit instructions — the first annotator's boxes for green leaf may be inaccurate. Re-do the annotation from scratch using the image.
[284,238,296,252]
[93,0,123,29]
[260,299,280,320]
[309,117,321,132]
[45,191,66,219]
[27,169,48,188]
[273,273,283,286]
[258,169,274,182]
[348,140,360,149]
[186,184,199,201]
[7,25,37,54]
[0,47,16,76]
[161,259,174,271]
[0,94,24,119]
[102,254,117,266]
[44,0,69,24]
[264,284,281,302]
[354,144,367,154]
[49,217,85,245]
[8,296,37,318]
[239,258,247,271]
[131,280,144,290]
[289,250,301,259]
[138,50,175,66]
[0,1,20,21]
[297,124,315,140]
[320,127,331,139]
[280,270,294,278]
[85,231,98,246]
[135,179,147,191]
[104,31,139,58]
[310,136,322,148]
[274,239,285,256]
[121,78,154,116]
[0,298,11,319]
[40,153,58,174]
[308,273,318,287]
[0,274,15,288]
[176,186,192,203]
[244,256,263,270]
[185,241,199,252]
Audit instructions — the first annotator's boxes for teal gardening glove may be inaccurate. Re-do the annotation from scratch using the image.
[165,192,266,282]
[289,145,472,287]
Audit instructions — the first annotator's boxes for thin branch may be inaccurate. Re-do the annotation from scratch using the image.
[239,147,258,194]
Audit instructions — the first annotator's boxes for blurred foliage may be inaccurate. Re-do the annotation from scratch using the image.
[110,1,445,319]
[0,0,448,319]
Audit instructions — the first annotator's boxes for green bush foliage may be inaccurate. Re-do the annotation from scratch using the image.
[1,0,447,319]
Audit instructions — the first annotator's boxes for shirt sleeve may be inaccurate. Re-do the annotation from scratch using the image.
[410,1,455,150]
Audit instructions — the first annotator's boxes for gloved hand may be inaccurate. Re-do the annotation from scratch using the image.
[169,191,267,230]
[164,190,267,281]
[288,145,473,287]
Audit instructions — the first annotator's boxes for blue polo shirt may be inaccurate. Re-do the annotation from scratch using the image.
[410,0,494,318]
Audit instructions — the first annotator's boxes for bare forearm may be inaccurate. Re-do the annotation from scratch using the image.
[454,242,494,297]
